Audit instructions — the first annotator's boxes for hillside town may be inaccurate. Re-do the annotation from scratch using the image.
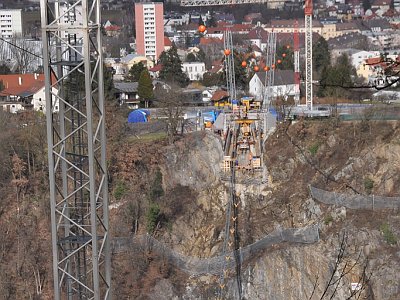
[1,0,400,113]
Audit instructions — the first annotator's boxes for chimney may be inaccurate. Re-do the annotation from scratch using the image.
[19,76,22,85]
[34,73,38,80]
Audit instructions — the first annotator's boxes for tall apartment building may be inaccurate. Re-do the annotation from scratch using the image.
[0,9,23,38]
[135,2,164,61]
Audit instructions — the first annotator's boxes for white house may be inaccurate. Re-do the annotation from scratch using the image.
[182,62,206,81]
[201,89,214,102]
[249,70,296,100]
[351,50,381,69]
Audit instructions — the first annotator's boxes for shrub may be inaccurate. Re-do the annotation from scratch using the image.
[324,215,334,225]
[380,223,397,245]
[146,202,160,233]
[114,181,128,201]
[364,177,374,194]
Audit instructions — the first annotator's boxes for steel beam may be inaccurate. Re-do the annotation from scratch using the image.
[180,0,281,6]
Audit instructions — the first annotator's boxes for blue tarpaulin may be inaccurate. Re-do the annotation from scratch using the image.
[127,109,150,123]
[202,110,220,122]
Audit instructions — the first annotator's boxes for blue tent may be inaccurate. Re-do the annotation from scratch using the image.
[202,110,220,122]
[127,109,150,123]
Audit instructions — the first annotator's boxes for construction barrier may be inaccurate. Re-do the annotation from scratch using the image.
[111,224,320,276]
[310,186,400,210]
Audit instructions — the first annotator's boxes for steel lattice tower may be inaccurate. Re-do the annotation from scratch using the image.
[223,31,236,103]
[262,31,276,111]
[305,0,313,110]
[40,0,111,299]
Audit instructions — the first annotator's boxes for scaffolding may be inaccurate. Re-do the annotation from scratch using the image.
[40,0,111,299]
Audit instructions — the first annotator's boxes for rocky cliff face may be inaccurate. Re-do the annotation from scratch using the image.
[112,121,400,299]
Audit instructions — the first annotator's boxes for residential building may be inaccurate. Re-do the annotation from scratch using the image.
[0,73,58,114]
[0,9,23,38]
[351,50,381,69]
[182,62,206,81]
[104,54,154,80]
[264,20,324,36]
[60,3,83,38]
[249,70,296,100]
[247,27,269,51]
[135,2,165,61]
[114,81,139,108]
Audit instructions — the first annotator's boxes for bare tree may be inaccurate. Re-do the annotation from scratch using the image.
[308,232,372,300]
[9,37,40,74]
[154,84,186,144]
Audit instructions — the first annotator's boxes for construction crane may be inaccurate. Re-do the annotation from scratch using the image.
[305,0,313,110]
[40,0,111,299]
[181,0,283,6]
[294,20,300,106]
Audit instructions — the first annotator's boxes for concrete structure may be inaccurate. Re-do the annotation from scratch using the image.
[135,2,164,61]
[0,9,23,38]
[182,62,206,80]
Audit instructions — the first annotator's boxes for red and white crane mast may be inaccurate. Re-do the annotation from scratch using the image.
[305,0,313,110]
[294,19,300,105]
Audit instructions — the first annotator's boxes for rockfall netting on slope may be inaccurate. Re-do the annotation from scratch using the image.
[112,224,319,276]
[310,186,400,210]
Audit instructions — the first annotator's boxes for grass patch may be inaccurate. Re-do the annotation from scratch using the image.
[380,223,397,245]
[127,132,167,144]
[309,142,320,156]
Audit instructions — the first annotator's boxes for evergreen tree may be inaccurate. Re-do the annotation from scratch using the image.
[104,66,115,101]
[233,52,248,91]
[276,44,294,70]
[222,52,248,91]
[207,12,217,27]
[0,64,11,75]
[197,48,206,63]
[186,53,196,62]
[318,54,353,97]
[137,69,154,104]
[313,37,331,75]
[127,62,146,82]
[198,15,205,26]
[159,44,189,87]
[363,0,371,11]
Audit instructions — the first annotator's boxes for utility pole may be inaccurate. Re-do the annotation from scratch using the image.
[40,0,111,299]
[305,0,313,110]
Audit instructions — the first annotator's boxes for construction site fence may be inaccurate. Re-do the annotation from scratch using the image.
[111,225,319,276]
[310,186,400,210]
